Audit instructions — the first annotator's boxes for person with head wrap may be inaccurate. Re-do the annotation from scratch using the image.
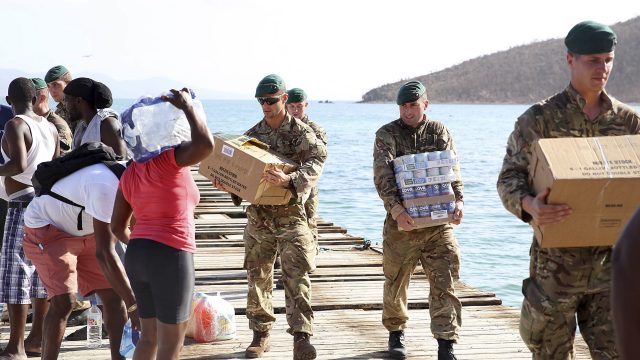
[214,74,326,360]
[32,78,72,154]
[497,20,640,358]
[63,77,127,157]
[45,65,74,130]
[373,80,464,360]
[0,77,59,359]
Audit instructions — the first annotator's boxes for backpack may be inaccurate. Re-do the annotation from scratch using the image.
[32,142,126,230]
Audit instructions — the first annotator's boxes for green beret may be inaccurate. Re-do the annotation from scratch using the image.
[255,74,286,97]
[31,78,47,90]
[565,21,617,55]
[45,65,70,83]
[396,81,426,105]
[286,88,307,103]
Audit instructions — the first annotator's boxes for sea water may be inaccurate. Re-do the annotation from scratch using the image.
[110,99,639,307]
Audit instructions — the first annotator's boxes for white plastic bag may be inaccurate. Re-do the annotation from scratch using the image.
[185,292,236,343]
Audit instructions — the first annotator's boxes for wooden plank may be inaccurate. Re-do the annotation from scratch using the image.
[36,306,591,359]
[195,279,500,314]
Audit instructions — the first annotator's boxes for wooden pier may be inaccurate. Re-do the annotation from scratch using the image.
[1,172,592,359]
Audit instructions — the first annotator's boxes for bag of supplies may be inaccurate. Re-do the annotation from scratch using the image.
[185,292,236,343]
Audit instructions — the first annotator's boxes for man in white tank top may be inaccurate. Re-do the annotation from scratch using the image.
[0,77,59,359]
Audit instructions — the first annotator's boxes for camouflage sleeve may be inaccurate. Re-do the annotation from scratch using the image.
[288,130,327,199]
[496,111,538,223]
[308,122,328,145]
[444,128,464,203]
[373,127,405,219]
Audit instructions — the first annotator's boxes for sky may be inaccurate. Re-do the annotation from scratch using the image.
[2,0,639,100]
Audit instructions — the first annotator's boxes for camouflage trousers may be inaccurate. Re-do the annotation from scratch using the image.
[520,239,618,359]
[305,187,319,251]
[244,203,316,335]
[382,215,461,340]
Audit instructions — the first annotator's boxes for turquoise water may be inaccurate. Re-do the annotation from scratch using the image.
[112,99,631,307]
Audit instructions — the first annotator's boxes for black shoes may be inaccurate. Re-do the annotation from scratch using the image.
[388,330,407,359]
[437,339,457,360]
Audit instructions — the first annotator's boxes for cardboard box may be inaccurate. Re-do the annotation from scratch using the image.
[530,135,640,248]
[199,134,297,205]
[399,193,456,230]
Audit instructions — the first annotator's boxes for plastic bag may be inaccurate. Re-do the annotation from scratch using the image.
[120,90,206,163]
[185,292,236,343]
[119,319,140,358]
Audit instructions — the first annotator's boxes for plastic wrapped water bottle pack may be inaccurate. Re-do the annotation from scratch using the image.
[121,90,207,162]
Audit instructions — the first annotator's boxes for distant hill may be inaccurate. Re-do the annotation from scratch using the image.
[361,17,640,104]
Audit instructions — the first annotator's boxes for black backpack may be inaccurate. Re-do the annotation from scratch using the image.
[32,142,126,230]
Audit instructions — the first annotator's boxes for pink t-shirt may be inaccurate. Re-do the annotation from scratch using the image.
[119,148,199,252]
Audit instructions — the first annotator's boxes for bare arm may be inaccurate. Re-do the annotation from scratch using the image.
[110,189,132,245]
[612,209,640,359]
[0,118,29,176]
[100,117,127,158]
[93,218,139,330]
[162,88,214,167]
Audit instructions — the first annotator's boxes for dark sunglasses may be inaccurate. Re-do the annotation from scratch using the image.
[257,95,283,105]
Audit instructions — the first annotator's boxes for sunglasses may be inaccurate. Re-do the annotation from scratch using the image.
[257,94,283,105]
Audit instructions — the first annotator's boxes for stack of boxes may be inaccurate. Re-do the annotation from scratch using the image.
[393,150,458,229]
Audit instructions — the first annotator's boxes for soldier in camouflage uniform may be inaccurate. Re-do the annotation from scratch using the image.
[286,88,327,246]
[225,75,326,360]
[31,78,73,154]
[45,65,75,132]
[373,80,464,360]
[497,21,640,360]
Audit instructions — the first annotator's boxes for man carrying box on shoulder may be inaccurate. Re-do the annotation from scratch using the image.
[216,74,326,359]
[497,20,640,359]
[373,80,464,360]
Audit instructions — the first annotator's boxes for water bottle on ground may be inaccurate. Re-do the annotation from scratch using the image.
[87,299,102,349]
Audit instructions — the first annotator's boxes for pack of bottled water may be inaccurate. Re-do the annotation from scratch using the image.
[392,150,460,226]
[121,90,207,162]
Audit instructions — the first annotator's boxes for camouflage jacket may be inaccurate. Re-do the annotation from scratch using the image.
[46,110,72,153]
[55,102,68,123]
[497,84,640,222]
[231,112,327,206]
[300,115,328,145]
[373,116,464,219]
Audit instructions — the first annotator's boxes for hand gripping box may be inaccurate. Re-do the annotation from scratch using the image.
[529,135,640,248]
[199,134,297,205]
[400,193,456,230]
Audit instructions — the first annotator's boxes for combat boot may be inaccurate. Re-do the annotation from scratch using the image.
[437,339,457,360]
[293,332,316,360]
[388,330,407,359]
[245,330,270,358]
